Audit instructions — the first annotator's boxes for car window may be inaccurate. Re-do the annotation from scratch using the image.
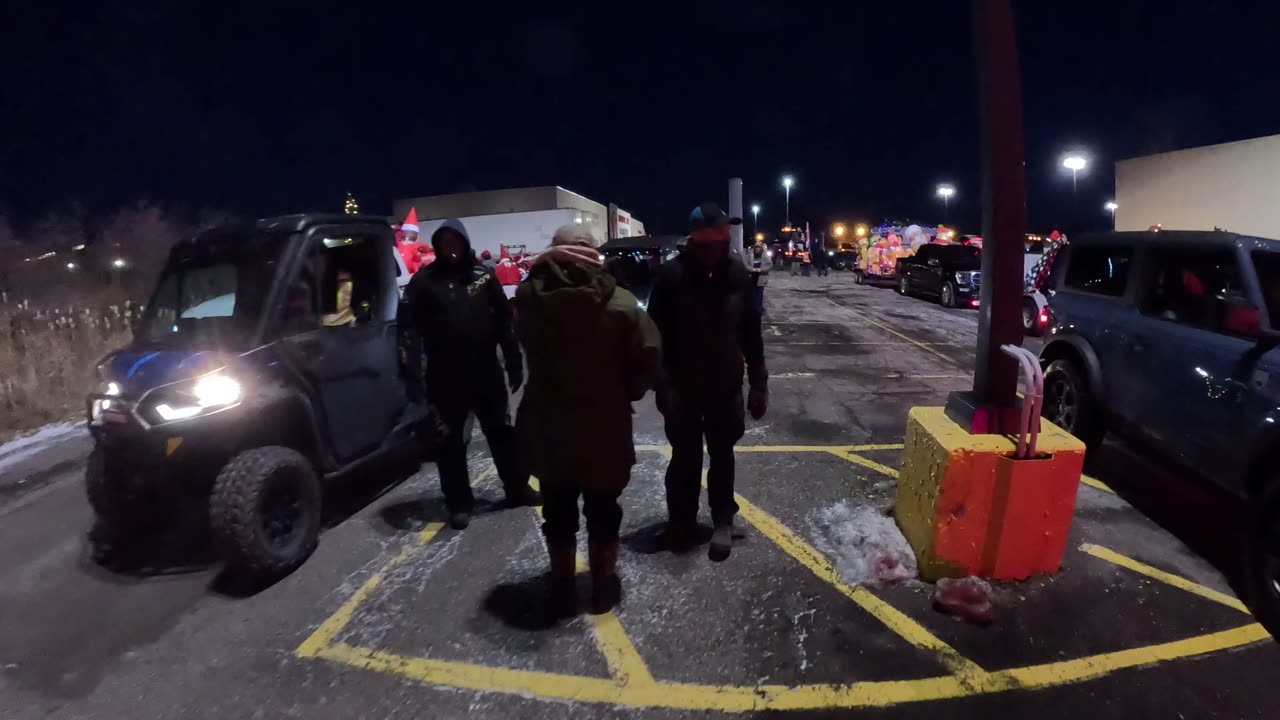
[1252,251,1280,327]
[937,245,980,263]
[277,234,386,336]
[1140,248,1257,338]
[913,245,933,261]
[1064,245,1131,297]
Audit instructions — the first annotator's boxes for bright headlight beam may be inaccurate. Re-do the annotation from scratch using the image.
[193,375,241,407]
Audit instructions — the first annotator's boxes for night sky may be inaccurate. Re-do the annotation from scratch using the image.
[6,1,1280,235]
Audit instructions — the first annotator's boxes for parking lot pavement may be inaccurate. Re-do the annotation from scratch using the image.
[2,271,1278,719]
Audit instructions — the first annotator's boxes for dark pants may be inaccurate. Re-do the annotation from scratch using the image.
[429,368,528,513]
[541,480,624,543]
[663,389,745,527]
[816,264,829,277]
[754,285,765,314]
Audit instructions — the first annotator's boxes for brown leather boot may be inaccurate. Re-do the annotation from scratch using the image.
[547,539,577,617]
[588,541,621,614]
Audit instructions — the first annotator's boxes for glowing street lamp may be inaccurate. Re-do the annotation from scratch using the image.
[833,223,847,238]
[1062,153,1087,193]
[112,258,127,269]
[751,203,761,232]
[1104,200,1118,228]
[782,176,794,225]
[936,184,956,219]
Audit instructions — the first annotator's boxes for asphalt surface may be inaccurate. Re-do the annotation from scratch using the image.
[1,271,1277,719]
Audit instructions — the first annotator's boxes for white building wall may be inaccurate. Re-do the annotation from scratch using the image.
[1115,134,1280,238]
[417,209,579,258]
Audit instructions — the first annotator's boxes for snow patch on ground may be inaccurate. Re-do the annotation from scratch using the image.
[810,501,918,586]
[0,420,86,474]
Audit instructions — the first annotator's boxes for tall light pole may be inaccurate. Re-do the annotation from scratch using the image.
[1104,200,1118,228]
[936,184,956,220]
[751,203,761,233]
[782,176,794,226]
[1062,153,1087,194]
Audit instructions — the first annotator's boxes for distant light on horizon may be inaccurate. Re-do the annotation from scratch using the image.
[936,184,956,199]
[1104,201,1118,212]
[1062,154,1087,171]
[112,258,126,268]
[782,176,794,189]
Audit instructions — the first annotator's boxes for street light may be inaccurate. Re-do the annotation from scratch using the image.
[782,176,794,225]
[66,262,77,271]
[1104,200,1118,228]
[854,224,868,238]
[1062,153,1087,193]
[936,184,956,219]
[112,258,127,269]
[751,203,761,233]
[833,223,847,239]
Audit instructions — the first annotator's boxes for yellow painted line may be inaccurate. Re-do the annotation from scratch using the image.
[1080,543,1251,614]
[729,484,991,685]
[994,623,1270,689]
[527,477,656,687]
[831,449,900,479]
[843,307,960,365]
[296,522,445,657]
[1080,475,1115,494]
[848,443,905,451]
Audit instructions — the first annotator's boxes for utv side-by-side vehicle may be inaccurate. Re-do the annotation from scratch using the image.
[86,214,440,577]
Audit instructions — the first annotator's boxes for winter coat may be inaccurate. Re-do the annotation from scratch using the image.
[749,245,770,287]
[515,260,662,491]
[403,218,521,382]
[647,251,767,398]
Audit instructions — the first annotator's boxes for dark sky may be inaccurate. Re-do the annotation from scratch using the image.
[6,1,1280,235]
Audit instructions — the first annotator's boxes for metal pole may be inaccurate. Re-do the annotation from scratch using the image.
[785,187,791,226]
[946,0,1025,433]
[729,178,744,258]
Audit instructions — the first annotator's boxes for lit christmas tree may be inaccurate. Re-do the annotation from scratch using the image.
[343,192,360,215]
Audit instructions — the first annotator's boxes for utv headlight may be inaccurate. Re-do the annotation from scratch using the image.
[146,373,242,423]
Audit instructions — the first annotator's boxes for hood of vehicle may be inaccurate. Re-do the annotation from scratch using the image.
[100,349,237,395]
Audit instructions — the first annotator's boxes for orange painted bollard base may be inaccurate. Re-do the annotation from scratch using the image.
[894,407,1086,581]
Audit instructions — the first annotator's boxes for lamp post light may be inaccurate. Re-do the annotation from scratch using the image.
[782,176,794,225]
[1062,153,1087,193]
[936,183,956,220]
[112,258,127,269]
[751,203,761,233]
[1104,200,1118,228]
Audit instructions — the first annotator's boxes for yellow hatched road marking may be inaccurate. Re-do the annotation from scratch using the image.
[1079,475,1116,494]
[1081,543,1251,614]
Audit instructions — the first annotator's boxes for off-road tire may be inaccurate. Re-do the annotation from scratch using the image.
[941,281,958,308]
[1042,358,1104,451]
[85,447,148,533]
[209,447,321,578]
[1246,477,1280,641]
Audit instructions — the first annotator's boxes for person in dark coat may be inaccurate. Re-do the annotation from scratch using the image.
[647,202,768,561]
[516,224,662,614]
[403,218,540,529]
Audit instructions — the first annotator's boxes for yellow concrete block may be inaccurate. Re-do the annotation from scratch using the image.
[895,407,1086,580]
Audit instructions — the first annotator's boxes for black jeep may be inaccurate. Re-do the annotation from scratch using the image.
[86,214,438,577]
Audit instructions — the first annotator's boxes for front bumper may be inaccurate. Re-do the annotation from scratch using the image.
[87,392,238,486]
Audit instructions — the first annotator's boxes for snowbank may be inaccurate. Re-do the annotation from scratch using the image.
[810,501,918,586]
[0,420,87,475]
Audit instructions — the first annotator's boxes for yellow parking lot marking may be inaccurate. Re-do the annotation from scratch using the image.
[728,481,990,684]
[829,449,901,478]
[527,477,656,687]
[842,307,960,365]
[296,522,445,658]
[297,445,1271,712]
[1080,543,1251,614]
[1079,475,1116,494]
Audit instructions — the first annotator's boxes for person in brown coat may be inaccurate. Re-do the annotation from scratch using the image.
[515,224,663,614]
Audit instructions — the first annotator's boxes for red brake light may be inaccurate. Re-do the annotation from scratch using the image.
[1038,310,1049,326]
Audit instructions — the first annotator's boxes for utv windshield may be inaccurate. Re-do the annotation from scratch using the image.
[136,229,292,350]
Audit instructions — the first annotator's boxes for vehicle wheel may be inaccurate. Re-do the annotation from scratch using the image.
[1245,476,1280,641]
[85,447,150,533]
[1042,358,1104,450]
[1022,299,1039,336]
[209,446,322,578]
[940,282,957,308]
[898,275,909,295]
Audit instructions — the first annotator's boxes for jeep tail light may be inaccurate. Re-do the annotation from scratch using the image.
[1038,309,1049,326]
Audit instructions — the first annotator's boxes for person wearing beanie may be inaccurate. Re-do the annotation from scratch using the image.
[515,224,661,615]
[647,202,768,561]
[402,218,540,530]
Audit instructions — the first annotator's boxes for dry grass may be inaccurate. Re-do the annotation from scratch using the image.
[0,301,139,442]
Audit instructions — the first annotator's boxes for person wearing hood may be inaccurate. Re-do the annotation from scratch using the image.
[648,203,768,561]
[516,225,662,614]
[403,218,540,529]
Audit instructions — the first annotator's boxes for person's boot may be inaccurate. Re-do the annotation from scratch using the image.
[546,539,577,618]
[449,511,472,530]
[588,541,621,614]
[656,519,697,552]
[505,484,542,508]
[709,521,734,561]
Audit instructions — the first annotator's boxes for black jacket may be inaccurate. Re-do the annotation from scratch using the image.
[647,251,766,397]
[403,218,521,380]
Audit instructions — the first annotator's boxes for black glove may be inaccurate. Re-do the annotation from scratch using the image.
[747,385,768,420]
[507,365,524,393]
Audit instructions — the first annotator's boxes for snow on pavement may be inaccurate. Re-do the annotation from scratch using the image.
[810,501,918,586]
[0,421,87,476]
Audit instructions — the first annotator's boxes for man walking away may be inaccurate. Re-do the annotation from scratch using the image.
[648,202,768,561]
[812,235,830,277]
[749,236,770,315]
[404,218,540,530]
[516,225,662,614]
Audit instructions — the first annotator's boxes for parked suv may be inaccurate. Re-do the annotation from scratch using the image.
[87,214,442,578]
[1038,230,1280,637]
[896,243,982,308]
